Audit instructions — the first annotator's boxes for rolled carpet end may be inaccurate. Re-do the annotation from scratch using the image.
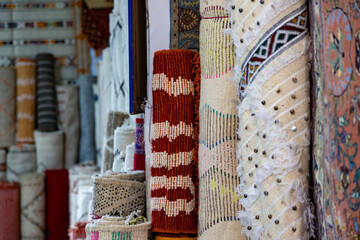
[34,130,64,172]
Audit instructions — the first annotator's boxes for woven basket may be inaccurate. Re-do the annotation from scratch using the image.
[92,173,146,217]
[86,217,151,240]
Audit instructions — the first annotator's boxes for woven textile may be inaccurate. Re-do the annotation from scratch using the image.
[0,150,6,181]
[170,0,200,51]
[151,49,197,234]
[69,222,88,240]
[77,75,96,164]
[101,111,129,173]
[45,169,69,240]
[311,1,360,239]
[73,0,91,75]
[6,144,36,182]
[134,118,145,171]
[77,181,93,222]
[70,165,99,228]
[230,1,313,239]
[81,1,111,51]
[0,67,15,148]
[0,182,20,240]
[92,171,146,217]
[19,173,45,239]
[197,2,242,239]
[0,0,76,81]
[97,48,112,165]
[56,85,80,168]
[109,1,130,113]
[36,53,58,132]
[124,142,135,172]
[34,130,64,172]
[85,216,151,240]
[113,126,135,171]
[16,59,36,144]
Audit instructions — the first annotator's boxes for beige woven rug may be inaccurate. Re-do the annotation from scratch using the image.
[229,0,314,239]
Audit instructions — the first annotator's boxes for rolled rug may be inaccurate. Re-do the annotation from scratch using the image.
[101,111,129,173]
[0,182,20,240]
[77,75,96,164]
[85,216,151,240]
[69,165,99,228]
[35,53,58,132]
[0,149,6,181]
[133,118,145,171]
[91,171,146,218]
[311,1,360,239]
[19,173,45,239]
[151,49,197,234]
[0,67,15,148]
[45,169,69,240]
[230,0,313,239]
[56,84,80,168]
[6,144,36,182]
[16,58,36,144]
[197,1,244,239]
[124,142,135,172]
[34,130,64,172]
[113,126,135,169]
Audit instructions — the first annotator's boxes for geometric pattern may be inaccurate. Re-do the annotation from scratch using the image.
[240,7,308,99]
[151,50,197,234]
[0,20,73,29]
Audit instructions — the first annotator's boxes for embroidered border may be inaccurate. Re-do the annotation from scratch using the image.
[239,6,308,98]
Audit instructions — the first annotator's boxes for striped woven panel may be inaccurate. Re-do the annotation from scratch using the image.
[198,1,243,239]
[0,182,20,240]
[151,49,197,234]
[311,1,360,239]
[16,58,36,144]
[0,67,15,148]
[230,0,313,239]
[0,0,78,81]
[35,53,58,131]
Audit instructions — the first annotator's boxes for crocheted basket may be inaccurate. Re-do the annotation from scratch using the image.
[92,174,146,217]
[85,217,151,240]
[103,171,145,182]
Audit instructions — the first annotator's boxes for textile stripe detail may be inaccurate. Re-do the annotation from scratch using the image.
[0,39,75,46]
[152,151,193,169]
[152,73,195,96]
[152,197,196,217]
[112,232,131,240]
[35,54,58,131]
[152,122,194,141]
[0,20,73,29]
[0,3,73,10]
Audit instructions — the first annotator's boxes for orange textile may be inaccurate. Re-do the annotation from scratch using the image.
[151,49,197,234]
[16,58,36,144]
